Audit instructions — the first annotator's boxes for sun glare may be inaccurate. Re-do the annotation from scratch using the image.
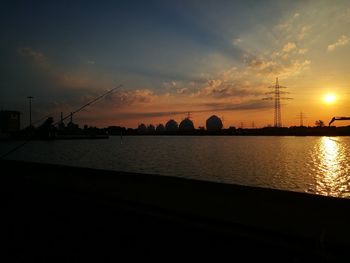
[324,93,336,104]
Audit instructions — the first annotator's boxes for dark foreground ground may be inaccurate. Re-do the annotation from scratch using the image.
[2,160,350,262]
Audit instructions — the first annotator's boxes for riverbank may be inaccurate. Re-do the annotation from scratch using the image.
[2,160,350,261]
[3,125,350,141]
[131,126,350,136]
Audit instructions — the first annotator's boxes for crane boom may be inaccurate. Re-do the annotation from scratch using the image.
[1,85,122,159]
[329,116,350,126]
[53,85,122,126]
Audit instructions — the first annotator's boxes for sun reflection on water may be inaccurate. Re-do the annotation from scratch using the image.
[313,137,350,197]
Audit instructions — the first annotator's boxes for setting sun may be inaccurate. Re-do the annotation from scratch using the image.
[324,93,336,104]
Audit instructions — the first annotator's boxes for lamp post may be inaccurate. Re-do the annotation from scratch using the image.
[27,96,33,127]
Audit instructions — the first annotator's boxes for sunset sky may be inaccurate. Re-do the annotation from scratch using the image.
[1,0,350,128]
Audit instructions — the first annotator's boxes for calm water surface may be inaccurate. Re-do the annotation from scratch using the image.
[1,136,350,198]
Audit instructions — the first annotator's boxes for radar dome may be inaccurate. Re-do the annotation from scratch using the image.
[179,118,194,131]
[165,119,178,131]
[206,115,223,131]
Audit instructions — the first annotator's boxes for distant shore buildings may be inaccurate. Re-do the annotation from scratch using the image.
[137,115,223,134]
[206,115,223,131]
[165,119,178,132]
[179,118,194,131]
[2,108,350,138]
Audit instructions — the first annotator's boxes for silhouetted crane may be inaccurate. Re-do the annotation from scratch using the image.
[329,117,350,126]
[1,85,122,159]
[52,85,122,127]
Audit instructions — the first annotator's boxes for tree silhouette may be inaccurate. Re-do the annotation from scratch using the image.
[315,120,325,127]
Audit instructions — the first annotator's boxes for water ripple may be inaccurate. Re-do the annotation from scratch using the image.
[2,136,350,198]
[311,137,350,198]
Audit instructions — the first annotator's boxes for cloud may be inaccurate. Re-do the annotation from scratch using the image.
[17,47,48,65]
[60,73,92,89]
[232,38,243,46]
[327,35,350,51]
[198,100,271,112]
[298,25,312,40]
[162,81,177,89]
[69,88,159,124]
[101,89,157,108]
[189,42,311,103]
[282,42,297,53]
[196,79,264,99]
[113,110,189,119]
[248,59,275,70]
[247,57,310,78]
[113,100,271,121]
[275,13,301,32]
[275,59,311,77]
[16,47,112,92]
[298,48,308,54]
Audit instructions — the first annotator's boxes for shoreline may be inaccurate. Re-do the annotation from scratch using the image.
[2,133,350,142]
[3,125,350,140]
[3,160,350,261]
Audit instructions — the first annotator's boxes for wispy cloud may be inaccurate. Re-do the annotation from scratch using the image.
[112,100,271,120]
[112,110,189,119]
[60,73,92,89]
[247,57,310,78]
[198,100,271,112]
[98,89,157,108]
[16,46,112,91]
[232,38,243,46]
[162,81,177,90]
[298,48,308,54]
[195,78,264,99]
[17,47,48,65]
[297,25,312,40]
[282,42,296,53]
[327,35,350,51]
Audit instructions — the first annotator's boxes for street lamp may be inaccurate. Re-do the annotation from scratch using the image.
[27,96,33,127]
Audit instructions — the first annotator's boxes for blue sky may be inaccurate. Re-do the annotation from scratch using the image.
[1,0,350,128]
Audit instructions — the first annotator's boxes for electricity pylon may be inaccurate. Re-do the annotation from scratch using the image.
[263,78,292,127]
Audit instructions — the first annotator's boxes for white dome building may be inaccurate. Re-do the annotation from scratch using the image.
[206,115,223,131]
[179,118,194,131]
[165,119,178,131]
